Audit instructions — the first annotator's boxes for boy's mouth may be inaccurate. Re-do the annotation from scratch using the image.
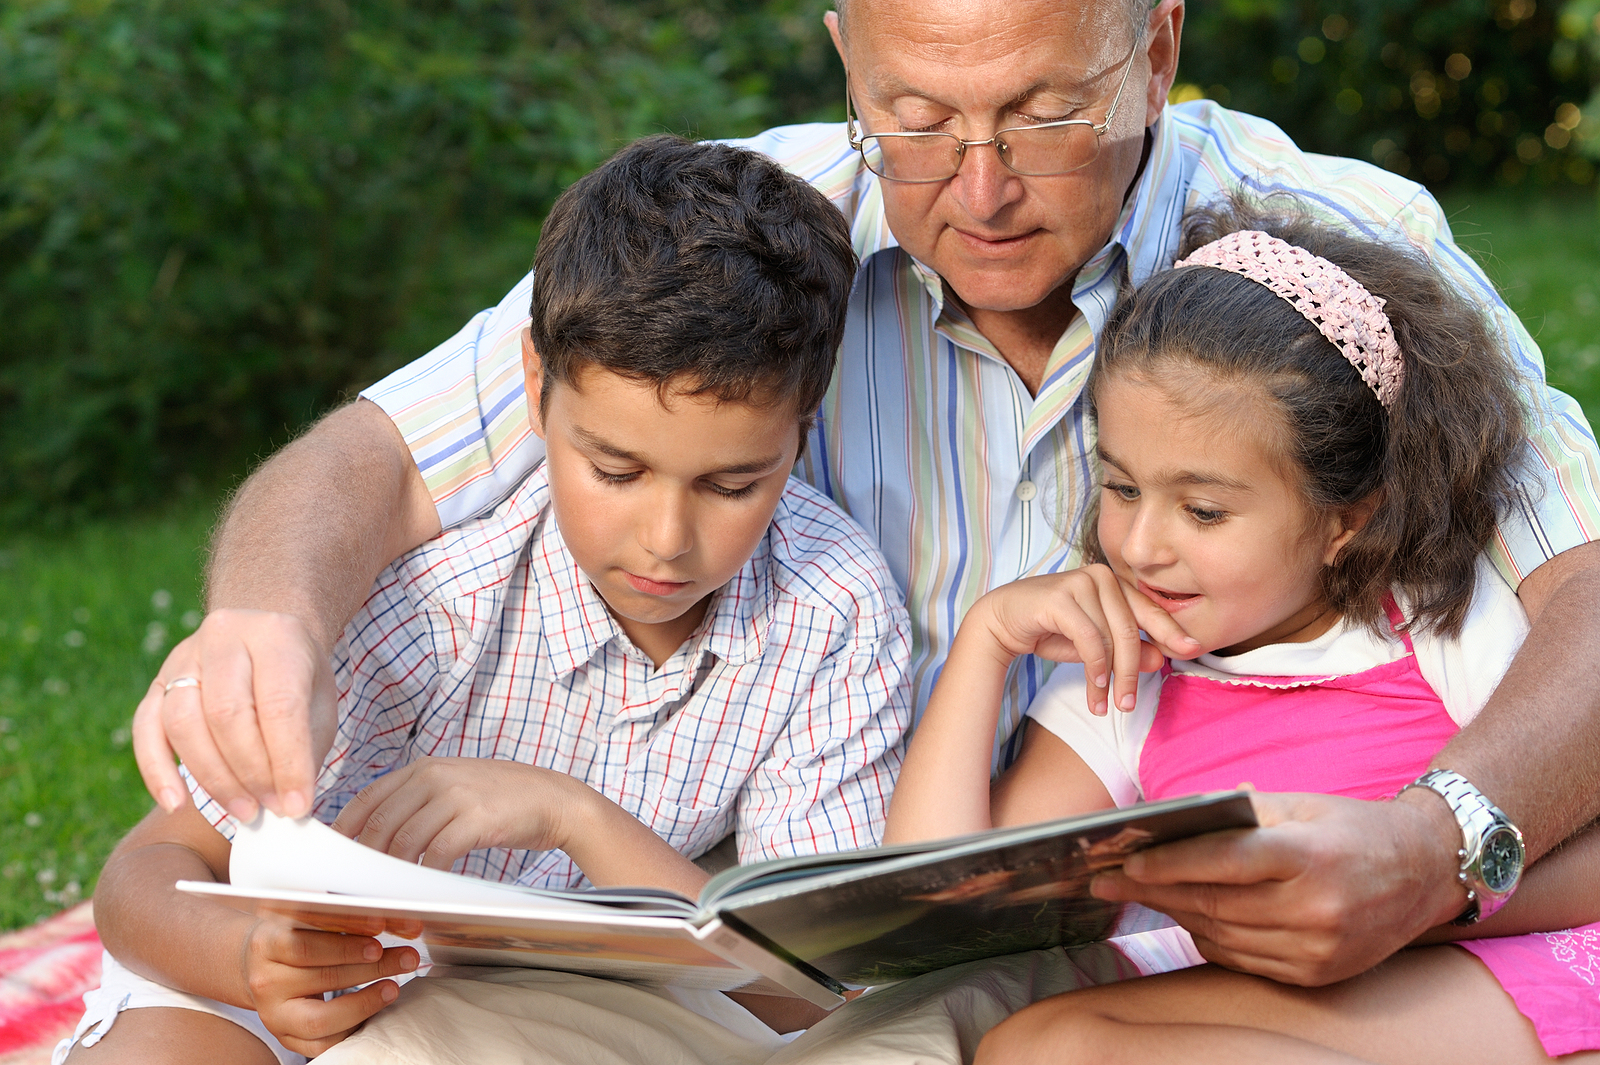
[625,571,693,596]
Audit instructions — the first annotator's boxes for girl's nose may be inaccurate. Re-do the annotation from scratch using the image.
[1117,507,1174,571]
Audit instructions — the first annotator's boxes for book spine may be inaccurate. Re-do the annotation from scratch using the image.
[692,917,845,1009]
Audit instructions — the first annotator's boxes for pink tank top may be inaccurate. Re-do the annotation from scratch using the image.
[1139,601,1462,803]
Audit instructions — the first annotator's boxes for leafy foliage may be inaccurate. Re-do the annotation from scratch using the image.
[0,0,841,520]
[1174,0,1599,190]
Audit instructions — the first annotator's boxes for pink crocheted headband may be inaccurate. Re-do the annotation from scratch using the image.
[1174,230,1405,408]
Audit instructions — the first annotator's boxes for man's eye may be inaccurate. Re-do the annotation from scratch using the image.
[591,467,640,486]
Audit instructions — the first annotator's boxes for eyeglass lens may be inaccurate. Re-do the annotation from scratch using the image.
[859,124,1102,181]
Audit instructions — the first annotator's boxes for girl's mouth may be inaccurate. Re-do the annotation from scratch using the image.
[1138,581,1200,608]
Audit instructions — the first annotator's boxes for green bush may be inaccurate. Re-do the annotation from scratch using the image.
[1175,0,1599,190]
[0,0,841,521]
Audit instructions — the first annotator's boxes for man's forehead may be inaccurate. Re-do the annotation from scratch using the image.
[839,0,1140,81]
[839,0,1140,51]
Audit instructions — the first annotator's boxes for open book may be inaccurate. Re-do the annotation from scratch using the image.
[179,790,1256,1008]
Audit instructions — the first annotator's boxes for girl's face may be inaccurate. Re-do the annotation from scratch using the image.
[1094,372,1362,656]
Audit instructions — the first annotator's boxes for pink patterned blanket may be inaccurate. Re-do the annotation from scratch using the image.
[0,904,100,1065]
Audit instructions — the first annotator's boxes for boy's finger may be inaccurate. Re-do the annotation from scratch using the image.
[268,979,402,1055]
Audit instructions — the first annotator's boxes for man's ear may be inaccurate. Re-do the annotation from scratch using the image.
[520,327,547,440]
[1322,491,1381,566]
[1143,0,1185,129]
[824,9,846,69]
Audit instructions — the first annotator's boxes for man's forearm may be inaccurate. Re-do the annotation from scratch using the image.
[207,398,441,651]
[1438,541,1600,859]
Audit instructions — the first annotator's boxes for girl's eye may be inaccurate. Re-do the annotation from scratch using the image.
[1186,505,1227,525]
[591,466,640,486]
[708,481,759,500]
[1102,481,1139,502]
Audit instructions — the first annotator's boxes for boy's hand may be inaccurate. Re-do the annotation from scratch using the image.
[242,917,419,1056]
[974,565,1199,717]
[332,757,588,869]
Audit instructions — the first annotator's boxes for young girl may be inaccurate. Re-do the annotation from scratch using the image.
[888,200,1600,1064]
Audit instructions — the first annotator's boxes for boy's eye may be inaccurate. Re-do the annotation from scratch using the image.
[1102,481,1139,502]
[591,466,640,486]
[707,481,759,500]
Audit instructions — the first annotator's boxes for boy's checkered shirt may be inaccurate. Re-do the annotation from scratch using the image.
[187,467,912,888]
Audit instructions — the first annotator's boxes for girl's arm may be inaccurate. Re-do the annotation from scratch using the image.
[94,804,418,1057]
[886,566,1192,844]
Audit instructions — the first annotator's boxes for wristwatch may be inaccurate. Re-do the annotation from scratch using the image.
[1400,769,1525,925]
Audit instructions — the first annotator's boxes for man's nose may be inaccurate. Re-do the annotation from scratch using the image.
[639,490,694,561]
[949,140,1024,221]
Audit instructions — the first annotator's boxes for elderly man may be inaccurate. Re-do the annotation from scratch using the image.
[138,0,1600,1026]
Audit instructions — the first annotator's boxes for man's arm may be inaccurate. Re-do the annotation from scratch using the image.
[132,398,440,821]
[1093,541,1600,986]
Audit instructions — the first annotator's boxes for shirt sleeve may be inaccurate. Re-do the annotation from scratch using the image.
[1025,663,1163,808]
[361,270,547,529]
[1410,558,1531,728]
[1389,189,1600,586]
[733,601,913,862]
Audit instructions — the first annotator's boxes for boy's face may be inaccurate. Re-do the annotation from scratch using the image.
[525,339,803,665]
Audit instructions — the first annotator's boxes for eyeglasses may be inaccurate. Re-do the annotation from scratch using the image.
[844,35,1144,183]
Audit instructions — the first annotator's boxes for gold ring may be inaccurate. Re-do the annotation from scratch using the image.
[164,676,201,693]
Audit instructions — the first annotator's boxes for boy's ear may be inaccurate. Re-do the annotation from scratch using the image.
[521,328,547,439]
[1322,491,1382,565]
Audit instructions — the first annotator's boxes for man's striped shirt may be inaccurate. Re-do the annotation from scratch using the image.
[363,102,1600,762]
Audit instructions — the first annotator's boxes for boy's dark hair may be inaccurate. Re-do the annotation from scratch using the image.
[1090,196,1527,638]
[529,134,857,423]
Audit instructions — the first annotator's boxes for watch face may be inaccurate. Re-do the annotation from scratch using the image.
[1481,826,1524,894]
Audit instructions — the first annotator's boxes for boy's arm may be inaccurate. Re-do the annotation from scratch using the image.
[94,803,419,1057]
[331,756,710,898]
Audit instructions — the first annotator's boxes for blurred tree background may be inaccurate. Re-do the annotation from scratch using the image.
[2,0,1598,522]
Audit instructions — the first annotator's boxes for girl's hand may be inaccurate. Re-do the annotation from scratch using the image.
[241,916,418,1056]
[972,565,1199,716]
[332,756,592,869]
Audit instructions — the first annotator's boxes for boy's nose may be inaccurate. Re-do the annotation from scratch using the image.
[639,492,694,561]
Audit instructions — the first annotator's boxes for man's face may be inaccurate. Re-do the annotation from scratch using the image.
[832,0,1170,315]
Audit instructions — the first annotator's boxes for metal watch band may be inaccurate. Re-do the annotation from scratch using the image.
[1400,768,1523,925]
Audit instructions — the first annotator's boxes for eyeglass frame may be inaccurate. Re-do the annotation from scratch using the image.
[843,31,1146,183]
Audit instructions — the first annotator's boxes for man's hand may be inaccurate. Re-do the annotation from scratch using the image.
[1089,790,1466,986]
[132,610,336,821]
[241,916,419,1057]
[332,757,589,869]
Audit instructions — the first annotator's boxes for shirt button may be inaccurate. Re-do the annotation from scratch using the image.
[1015,480,1038,502]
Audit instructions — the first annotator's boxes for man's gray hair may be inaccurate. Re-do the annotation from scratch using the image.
[834,0,1149,49]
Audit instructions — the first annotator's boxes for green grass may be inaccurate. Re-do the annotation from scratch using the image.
[0,497,213,928]
[1439,186,1600,414]
[0,188,1596,933]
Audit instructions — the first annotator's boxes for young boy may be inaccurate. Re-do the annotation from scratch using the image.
[62,135,912,1065]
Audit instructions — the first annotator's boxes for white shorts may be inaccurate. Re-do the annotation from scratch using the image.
[52,951,306,1065]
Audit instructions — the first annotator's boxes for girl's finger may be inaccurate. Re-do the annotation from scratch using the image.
[1120,579,1202,659]
[1090,568,1147,713]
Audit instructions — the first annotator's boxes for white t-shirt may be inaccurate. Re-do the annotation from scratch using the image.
[1027,559,1530,807]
